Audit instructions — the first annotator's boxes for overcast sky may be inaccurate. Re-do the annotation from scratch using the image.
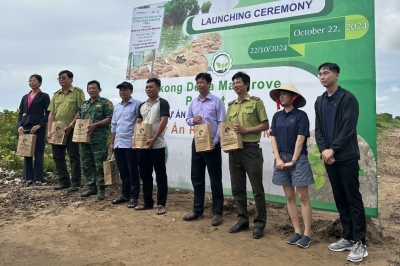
[1,0,399,117]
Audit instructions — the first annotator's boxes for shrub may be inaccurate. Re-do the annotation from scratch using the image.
[0,110,22,173]
[0,109,57,177]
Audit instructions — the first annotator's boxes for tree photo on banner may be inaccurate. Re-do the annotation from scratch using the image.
[127,0,377,218]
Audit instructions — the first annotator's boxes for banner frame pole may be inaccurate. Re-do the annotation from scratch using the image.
[149,49,156,78]
[378,211,385,237]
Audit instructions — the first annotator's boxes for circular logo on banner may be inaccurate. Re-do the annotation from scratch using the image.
[211,52,233,76]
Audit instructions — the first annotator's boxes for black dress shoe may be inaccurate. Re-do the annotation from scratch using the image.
[183,211,203,221]
[253,226,264,239]
[229,223,249,233]
[211,214,222,226]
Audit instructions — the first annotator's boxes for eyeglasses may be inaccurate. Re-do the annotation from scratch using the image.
[57,76,68,81]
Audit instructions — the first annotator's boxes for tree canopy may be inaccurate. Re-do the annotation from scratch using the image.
[164,0,200,26]
[201,1,212,14]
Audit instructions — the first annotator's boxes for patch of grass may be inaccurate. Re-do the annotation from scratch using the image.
[377,113,400,140]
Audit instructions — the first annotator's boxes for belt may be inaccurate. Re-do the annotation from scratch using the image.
[242,142,259,148]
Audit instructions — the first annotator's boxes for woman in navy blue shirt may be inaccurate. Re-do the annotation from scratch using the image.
[269,84,313,248]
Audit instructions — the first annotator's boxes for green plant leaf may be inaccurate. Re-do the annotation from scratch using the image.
[216,62,222,68]
[308,153,320,164]
[4,155,11,162]
[224,62,229,68]
[313,162,326,175]
[314,175,325,190]
[359,169,365,177]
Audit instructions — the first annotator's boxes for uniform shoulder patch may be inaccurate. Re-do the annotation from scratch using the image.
[108,101,114,109]
[250,96,260,101]
[228,100,236,106]
[74,86,83,91]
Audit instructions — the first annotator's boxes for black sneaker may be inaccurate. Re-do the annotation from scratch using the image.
[296,235,311,248]
[286,233,302,245]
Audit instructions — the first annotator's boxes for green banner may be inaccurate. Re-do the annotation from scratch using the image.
[129,0,377,218]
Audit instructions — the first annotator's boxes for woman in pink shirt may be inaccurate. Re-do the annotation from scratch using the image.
[17,74,50,186]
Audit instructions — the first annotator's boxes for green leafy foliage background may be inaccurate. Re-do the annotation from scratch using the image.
[163,0,200,26]
[200,1,212,14]
[0,110,56,176]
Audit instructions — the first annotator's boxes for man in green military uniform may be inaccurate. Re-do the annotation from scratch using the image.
[226,71,270,239]
[48,70,85,192]
[76,80,113,200]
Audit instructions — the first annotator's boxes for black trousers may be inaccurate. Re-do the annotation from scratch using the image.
[51,133,81,187]
[23,126,45,181]
[114,148,140,200]
[325,161,366,244]
[138,148,168,207]
[191,140,223,215]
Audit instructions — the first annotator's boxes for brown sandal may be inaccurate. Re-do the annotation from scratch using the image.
[156,205,166,215]
[134,204,153,211]
[127,199,138,208]
[111,196,129,205]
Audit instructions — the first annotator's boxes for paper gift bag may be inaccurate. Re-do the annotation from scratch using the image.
[132,123,152,149]
[194,124,213,152]
[48,122,67,145]
[16,134,37,157]
[72,119,92,143]
[219,121,243,151]
[104,159,120,185]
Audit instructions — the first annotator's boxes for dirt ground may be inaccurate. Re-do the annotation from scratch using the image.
[0,130,399,266]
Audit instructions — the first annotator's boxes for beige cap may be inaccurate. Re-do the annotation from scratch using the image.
[269,84,306,108]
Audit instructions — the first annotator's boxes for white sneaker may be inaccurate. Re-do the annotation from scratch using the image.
[347,241,368,263]
[328,238,354,251]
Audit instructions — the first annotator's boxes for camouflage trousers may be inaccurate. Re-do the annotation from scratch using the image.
[80,142,108,188]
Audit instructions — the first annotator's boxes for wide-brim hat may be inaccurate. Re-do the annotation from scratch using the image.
[269,84,306,108]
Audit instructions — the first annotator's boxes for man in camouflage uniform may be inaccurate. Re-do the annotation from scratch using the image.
[77,80,113,200]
